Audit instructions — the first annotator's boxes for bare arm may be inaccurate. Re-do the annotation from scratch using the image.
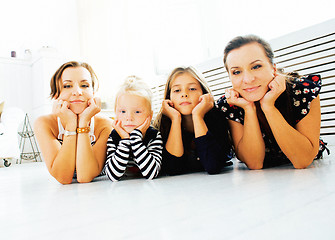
[228,105,265,169]
[34,115,77,184]
[75,98,112,182]
[162,100,184,157]
[225,89,265,169]
[192,93,213,138]
[262,96,321,168]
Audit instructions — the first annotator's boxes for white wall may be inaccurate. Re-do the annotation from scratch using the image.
[0,0,81,121]
[76,0,335,108]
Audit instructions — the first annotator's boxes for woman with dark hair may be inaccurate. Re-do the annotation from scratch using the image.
[34,61,112,184]
[217,35,328,169]
[154,66,233,175]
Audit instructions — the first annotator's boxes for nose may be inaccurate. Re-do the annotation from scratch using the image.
[126,112,134,121]
[181,89,188,98]
[72,85,83,96]
[243,71,256,84]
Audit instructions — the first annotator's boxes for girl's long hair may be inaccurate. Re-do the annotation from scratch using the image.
[153,66,212,140]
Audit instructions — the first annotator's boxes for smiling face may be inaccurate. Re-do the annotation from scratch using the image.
[226,42,276,102]
[169,72,203,116]
[57,67,94,114]
[115,93,152,133]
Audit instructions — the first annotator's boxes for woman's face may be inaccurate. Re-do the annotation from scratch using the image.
[58,67,94,114]
[226,42,276,102]
[170,72,203,116]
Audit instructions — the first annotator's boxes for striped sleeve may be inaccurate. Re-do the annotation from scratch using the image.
[129,129,163,180]
[105,135,131,182]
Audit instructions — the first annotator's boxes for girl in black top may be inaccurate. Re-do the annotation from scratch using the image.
[154,66,233,175]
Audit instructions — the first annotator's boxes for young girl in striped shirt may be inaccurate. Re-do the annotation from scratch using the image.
[104,76,163,181]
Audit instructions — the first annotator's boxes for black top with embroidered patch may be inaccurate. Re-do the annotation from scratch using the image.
[216,74,322,167]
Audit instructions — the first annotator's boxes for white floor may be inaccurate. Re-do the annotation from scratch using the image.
[1,146,335,240]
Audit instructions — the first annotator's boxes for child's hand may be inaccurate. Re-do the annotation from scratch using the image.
[225,88,254,110]
[112,119,130,139]
[52,99,77,128]
[79,97,101,124]
[260,74,286,111]
[137,116,151,136]
[192,93,214,118]
[162,100,181,121]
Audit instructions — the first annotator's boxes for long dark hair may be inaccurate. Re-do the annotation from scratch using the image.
[224,35,297,148]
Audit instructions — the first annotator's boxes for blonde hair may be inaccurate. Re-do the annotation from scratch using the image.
[114,75,153,111]
[153,66,212,130]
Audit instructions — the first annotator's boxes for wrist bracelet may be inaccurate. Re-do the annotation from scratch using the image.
[64,130,77,136]
[77,127,90,133]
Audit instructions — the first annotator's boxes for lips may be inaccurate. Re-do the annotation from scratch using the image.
[70,100,85,104]
[243,86,260,92]
[180,101,191,106]
[124,125,136,128]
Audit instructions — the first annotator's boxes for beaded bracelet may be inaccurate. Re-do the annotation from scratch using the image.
[77,127,90,133]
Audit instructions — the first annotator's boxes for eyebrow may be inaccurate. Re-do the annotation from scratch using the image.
[62,79,90,83]
[230,60,263,70]
[171,82,198,88]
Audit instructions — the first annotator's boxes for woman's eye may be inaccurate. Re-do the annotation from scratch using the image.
[81,84,89,88]
[120,110,126,114]
[232,70,240,75]
[252,64,262,70]
[190,88,197,91]
[173,89,180,93]
[63,85,71,88]
[135,111,141,114]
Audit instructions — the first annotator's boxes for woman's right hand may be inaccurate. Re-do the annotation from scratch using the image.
[161,100,181,121]
[225,88,254,110]
[52,99,77,128]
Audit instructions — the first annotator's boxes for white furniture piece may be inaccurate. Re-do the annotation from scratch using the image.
[0,107,25,167]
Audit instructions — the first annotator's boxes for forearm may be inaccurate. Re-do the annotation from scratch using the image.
[195,131,229,174]
[130,130,163,179]
[192,115,208,138]
[235,107,265,169]
[50,135,77,184]
[76,133,101,182]
[263,106,319,168]
[165,118,184,157]
[105,139,130,181]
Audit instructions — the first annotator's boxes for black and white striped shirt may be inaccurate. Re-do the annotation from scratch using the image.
[105,127,163,181]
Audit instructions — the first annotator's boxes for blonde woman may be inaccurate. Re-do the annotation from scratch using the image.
[34,61,112,184]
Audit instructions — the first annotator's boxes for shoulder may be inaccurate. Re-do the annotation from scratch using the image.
[288,74,322,122]
[290,74,321,96]
[94,115,113,135]
[34,114,59,139]
[216,96,245,124]
[146,126,161,139]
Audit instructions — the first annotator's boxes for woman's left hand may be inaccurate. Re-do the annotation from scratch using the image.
[260,74,286,111]
[192,93,214,119]
[79,97,102,126]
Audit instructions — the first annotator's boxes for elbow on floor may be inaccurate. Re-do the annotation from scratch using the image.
[206,168,221,175]
[76,176,94,184]
[247,163,263,170]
